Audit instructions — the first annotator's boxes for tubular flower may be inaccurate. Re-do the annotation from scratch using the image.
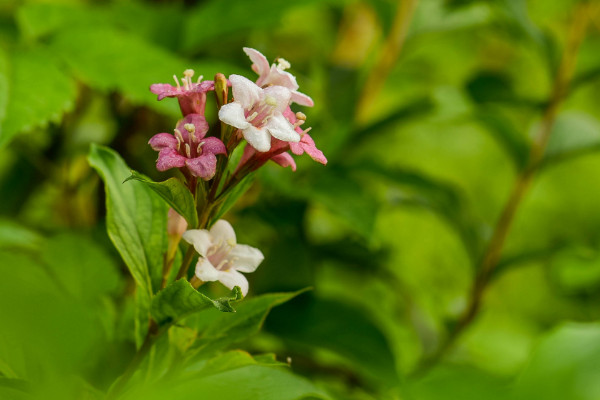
[234,107,327,174]
[150,69,214,116]
[183,220,264,296]
[148,114,226,180]
[243,47,314,107]
[218,74,300,152]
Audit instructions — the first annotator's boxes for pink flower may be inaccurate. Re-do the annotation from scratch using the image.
[243,47,314,107]
[234,108,326,174]
[148,114,226,180]
[150,69,214,116]
[284,108,327,165]
[218,75,300,152]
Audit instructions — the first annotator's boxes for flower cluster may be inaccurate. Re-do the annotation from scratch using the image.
[149,48,326,295]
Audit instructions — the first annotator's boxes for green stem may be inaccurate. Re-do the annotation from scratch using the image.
[106,320,164,399]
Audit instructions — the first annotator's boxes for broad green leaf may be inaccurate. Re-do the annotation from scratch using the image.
[0,251,105,380]
[408,366,510,400]
[0,219,41,251]
[41,233,122,301]
[543,112,600,164]
[88,144,167,297]
[188,290,306,359]
[265,293,399,387]
[186,350,286,377]
[126,171,198,228]
[16,3,109,40]
[0,48,8,131]
[124,364,330,400]
[549,245,600,293]
[151,279,242,325]
[0,47,76,148]
[356,162,481,258]
[184,0,315,50]
[262,167,379,239]
[513,323,600,400]
[473,107,530,169]
[50,26,189,117]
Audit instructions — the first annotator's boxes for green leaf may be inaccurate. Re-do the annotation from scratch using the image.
[357,162,481,259]
[151,279,242,325]
[0,48,8,131]
[50,26,190,117]
[16,3,108,40]
[126,171,198,228]
[188,290,306,359]
[265,293,399,387]
[183,0,319,51]
[262,167,379,239]
[473,107,530,169]
[543,112,600,165]
[513,323,600,400]
[0,47,76,148]
[41,233,122,302]
[0,219,42,251]
[124,364,330,400]
[88,144,168,296]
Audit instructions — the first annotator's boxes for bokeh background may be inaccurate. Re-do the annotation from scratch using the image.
[1,0,600,399]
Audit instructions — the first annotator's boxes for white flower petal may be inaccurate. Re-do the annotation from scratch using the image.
[265,66,299,91]
[291,91,314,107]
[218,102,250,130]
[195,257,219,282]
[209,220,237,247]
[243,125,271,152]
[229,74,262,109]
[217,269,249,297]
[230,244,264,273]
[182,229,212,257]
[263,86,292,114]
[243,47,270,84]
[266,113,301,143]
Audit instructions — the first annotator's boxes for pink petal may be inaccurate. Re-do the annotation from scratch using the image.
[186,153,218,180]
[271,153,297,171]
[175,114,210,140]
[299,134,327,165]
[156,148,186,171]
[291,91,314,107]
[243,47,271,86]
[150,83,178,100]
[201,137,227,155]
[149,133,178,151]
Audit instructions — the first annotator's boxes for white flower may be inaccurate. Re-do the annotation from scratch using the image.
[218,74,300,152]
[243,47,314,107]
[182,220,264,296]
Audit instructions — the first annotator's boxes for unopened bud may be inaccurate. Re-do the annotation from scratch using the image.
[167,209,188,237]
[214,73,229,109]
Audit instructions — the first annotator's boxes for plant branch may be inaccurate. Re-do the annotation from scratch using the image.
[355,0,419,122]
[411,2,593,377]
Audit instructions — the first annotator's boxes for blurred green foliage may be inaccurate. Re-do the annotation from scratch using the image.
[1,0,600,399]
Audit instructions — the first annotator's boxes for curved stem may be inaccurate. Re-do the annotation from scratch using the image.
[411,2,593,377]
